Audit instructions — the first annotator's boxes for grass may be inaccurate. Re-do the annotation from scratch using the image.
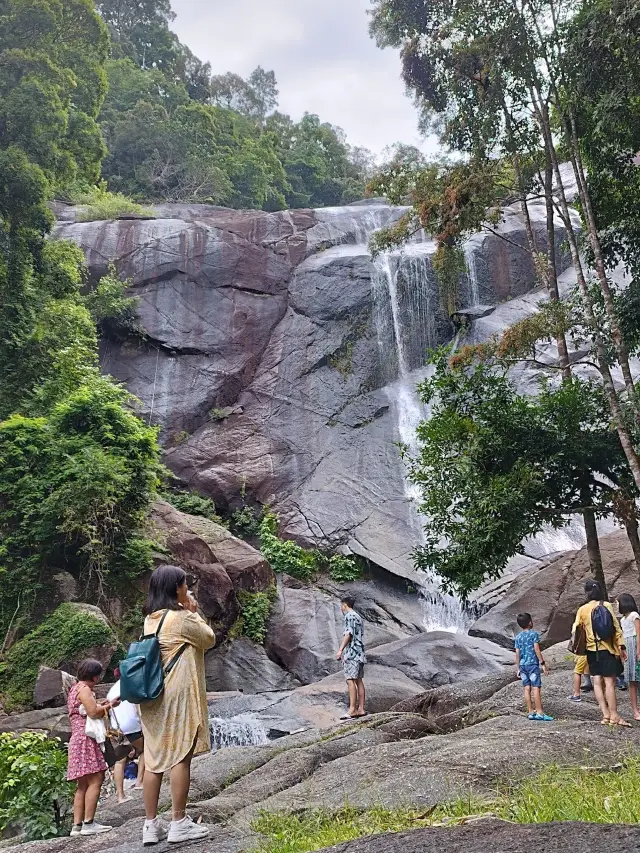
[64,183,153,221]
[251,756,640,852]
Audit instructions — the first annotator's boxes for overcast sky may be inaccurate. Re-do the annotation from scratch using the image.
[170,0,437,157]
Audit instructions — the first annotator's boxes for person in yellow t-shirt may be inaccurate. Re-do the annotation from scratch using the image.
[572,579,629,727]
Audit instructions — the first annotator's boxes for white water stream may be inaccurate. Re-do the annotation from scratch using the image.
[209,713,269,751]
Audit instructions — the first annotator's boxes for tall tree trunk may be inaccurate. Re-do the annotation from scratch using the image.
[565,113,637,404]
[624,518,640,576]
[542,155,572,381]
[532,89,640,491]
[582,504,607,598]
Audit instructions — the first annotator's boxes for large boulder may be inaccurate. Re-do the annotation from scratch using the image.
[150,500,273,592]
[470,530,640,649]
[55,200,574,581]
[367,631,513,689]
[205,637,299,694]
[33,667,77,709]
[149,500,274,640]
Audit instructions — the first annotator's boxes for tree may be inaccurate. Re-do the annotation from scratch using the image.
[411,349,637,599]
[95,0,178,71]
[369,0,640,491]
[0,0,161,640]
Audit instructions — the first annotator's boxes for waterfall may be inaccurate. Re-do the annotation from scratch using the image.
[209,713,269,751]
[464,243,481,307]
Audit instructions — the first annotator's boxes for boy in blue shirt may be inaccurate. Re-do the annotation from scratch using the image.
[514,612,554,721]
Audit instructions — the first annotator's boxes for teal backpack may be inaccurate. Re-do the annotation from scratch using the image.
[119,610,187,703]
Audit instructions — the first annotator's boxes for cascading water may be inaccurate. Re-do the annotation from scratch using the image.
[464,242,481,307]
[208,713,269,751]
[367,237,470,632]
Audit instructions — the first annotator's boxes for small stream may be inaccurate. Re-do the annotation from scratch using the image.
[209,713,269,751]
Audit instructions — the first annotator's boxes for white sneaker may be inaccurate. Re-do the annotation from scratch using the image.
[69,824,82,837]
[80,821,113,835]
[167,816,209,844]
[143,817,169,846]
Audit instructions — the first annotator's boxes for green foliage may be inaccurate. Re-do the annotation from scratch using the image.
[252,756,640,851]
[410,347,635,598]
[85,265,141,339]
[235,587,277,645]
[161,489,221,522]
[0,732,73,840]
[252,803,475,853]
[231,505,264,539]
[0,0,109,188]
[0,380,160,636]
[69,183,152,221]
[328,555,363,583]
[495,758,640,824]
[0,604,115,710]
[259,513,321,581]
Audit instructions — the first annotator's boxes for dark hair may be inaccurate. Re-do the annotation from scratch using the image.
[144,564,187,615]
[77,659,103,682]
[341,595,355,609]
[618,593,639,616]
[516,612,532,629]
[585,579,604,602]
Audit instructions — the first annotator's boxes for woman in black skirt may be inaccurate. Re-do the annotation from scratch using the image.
[573,580,629,727]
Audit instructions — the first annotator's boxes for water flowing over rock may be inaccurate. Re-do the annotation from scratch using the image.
[55,198,572,586]
[208,713,269,750]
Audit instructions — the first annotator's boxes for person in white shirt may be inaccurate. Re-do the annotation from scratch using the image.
[617,594,640,721]
[107,674,145,803]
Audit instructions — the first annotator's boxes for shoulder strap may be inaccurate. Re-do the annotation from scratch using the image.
[155,609,170,637]
[164,642,188,677]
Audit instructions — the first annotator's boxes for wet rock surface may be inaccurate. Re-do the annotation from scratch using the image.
[56,201,573,580]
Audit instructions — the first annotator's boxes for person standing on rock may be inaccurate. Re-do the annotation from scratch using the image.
[67,659,119,837]
[140,565,216,845]
[573,580,630,727]
[514,613,554,722]
[336,595,367,719]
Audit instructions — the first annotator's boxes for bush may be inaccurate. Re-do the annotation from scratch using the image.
[0,378,161,637]
[231,505,263,539]
[66,182,152,222]
[235,587,277,644]
[0,603,116,710]
[328,555,363,582]
[259,513,320,581]
[85,266,141,339]
[161,489,222,523]
[0,732,73,840]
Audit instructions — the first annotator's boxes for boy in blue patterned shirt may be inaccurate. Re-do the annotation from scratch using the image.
[515,612,554,721]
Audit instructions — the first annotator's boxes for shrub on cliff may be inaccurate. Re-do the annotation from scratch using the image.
[0,603,116,710]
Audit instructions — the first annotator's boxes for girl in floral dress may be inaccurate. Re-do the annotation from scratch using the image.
[67,659,119,837]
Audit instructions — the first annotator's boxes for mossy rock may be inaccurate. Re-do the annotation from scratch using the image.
[0,603,117,711]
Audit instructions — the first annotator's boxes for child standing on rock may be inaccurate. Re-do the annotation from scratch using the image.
[514,613,553,722]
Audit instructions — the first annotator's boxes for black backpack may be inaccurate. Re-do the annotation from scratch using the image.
[591,601,616,645]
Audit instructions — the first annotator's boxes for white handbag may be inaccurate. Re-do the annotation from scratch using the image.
[80,706,107,745]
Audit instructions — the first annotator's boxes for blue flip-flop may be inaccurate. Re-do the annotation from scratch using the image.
[533,713,554,721]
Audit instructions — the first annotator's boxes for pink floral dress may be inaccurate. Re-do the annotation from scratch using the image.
[66,682,107,781]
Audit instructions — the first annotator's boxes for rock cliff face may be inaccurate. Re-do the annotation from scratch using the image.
[54,198,572,581]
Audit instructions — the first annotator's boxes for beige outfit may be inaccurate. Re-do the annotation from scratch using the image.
[140,608,215,773]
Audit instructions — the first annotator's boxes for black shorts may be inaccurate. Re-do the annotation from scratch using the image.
[586,649,624,678]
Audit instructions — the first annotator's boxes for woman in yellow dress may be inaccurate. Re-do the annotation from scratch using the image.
[140,565,215,845]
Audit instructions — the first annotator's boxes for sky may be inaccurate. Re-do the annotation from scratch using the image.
[170,0,438,158]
